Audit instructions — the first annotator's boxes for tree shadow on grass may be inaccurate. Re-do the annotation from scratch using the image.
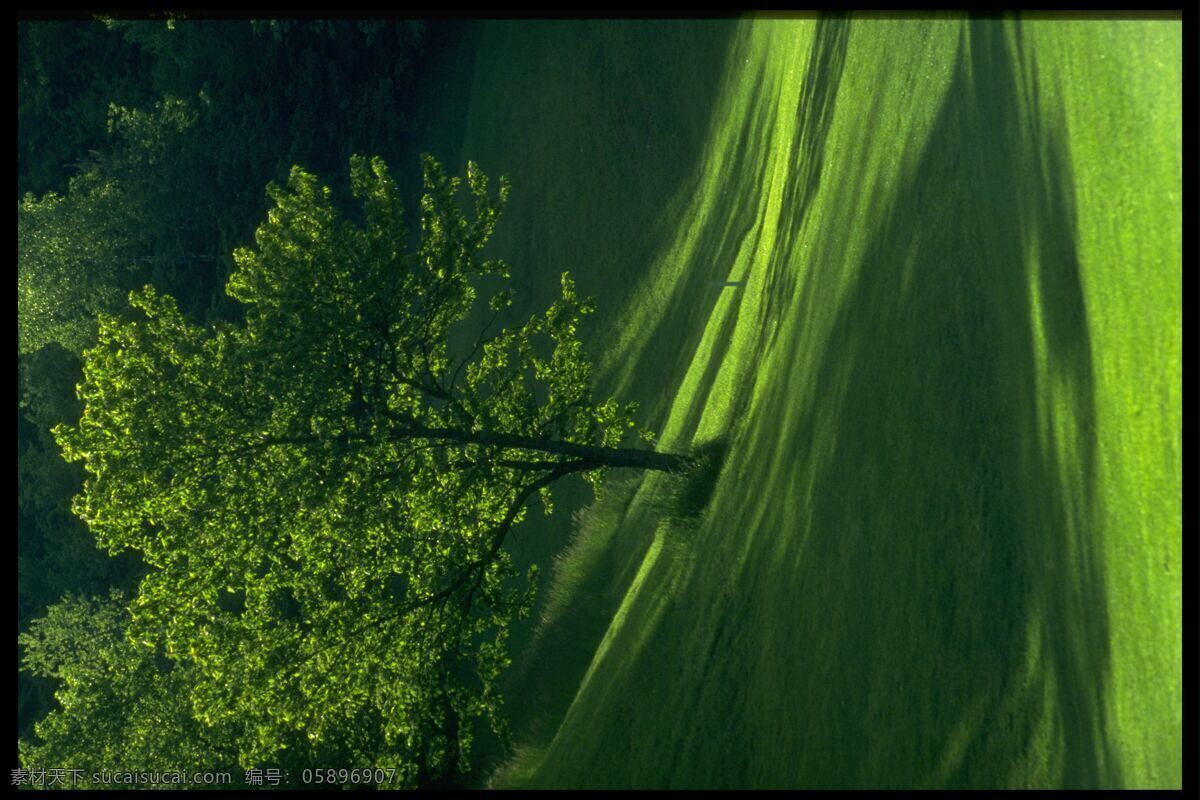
[742,19,1115,787]
[609,17,851,447]
[529,18,1119,789]
[669,436,731,522]
[485,431,731,784]
[463,21,749,784]
[598,46,779,427]
[757,14,851,351]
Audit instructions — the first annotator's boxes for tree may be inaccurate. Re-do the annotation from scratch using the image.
[48,154,693,786]
[18,591,240,785]
[17,19,156,199]
[18,171,140,355]
[18,20,434,746]
[17,96,210,356]
[92,95,229,317]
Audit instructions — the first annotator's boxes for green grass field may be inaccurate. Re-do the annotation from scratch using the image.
[424,16,1180,789]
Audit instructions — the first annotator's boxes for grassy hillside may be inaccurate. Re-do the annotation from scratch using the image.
[440,16,1180,788]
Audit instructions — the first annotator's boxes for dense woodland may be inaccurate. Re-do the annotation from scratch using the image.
[17,16,455,771]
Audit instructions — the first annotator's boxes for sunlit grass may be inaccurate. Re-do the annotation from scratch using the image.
[451,15,1179,789]
[1020,20,1182,787]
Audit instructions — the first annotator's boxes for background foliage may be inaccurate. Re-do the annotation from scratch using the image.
[17,15,439,753]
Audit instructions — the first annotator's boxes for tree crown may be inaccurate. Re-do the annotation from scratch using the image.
[49,154,671,784]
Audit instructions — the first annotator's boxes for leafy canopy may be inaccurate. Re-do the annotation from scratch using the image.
[49,154,673,784]
[19,590,240,783]
[18,172,136,355]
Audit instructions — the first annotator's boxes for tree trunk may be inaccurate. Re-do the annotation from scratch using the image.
[248,425,696,474]
[404,423,695,473]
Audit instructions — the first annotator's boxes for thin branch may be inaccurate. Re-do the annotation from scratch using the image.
[407,458,595,614]
[273,459,591,685]
[447,302,503,401]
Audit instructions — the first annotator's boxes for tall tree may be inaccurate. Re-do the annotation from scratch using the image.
[45,154,693,785]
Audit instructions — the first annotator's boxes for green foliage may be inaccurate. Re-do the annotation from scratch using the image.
[18,591,240,784]
[17,20,156,199]
[18,404,143,625]
[94,94,228,314]
[17,173,139,355]
[19,19,432,334]
[17,343,148,743]
[16,19,437,743]
[104,19,427,205]
[47,155,675,785]
[17,94,211,356]
[20,590,129,681]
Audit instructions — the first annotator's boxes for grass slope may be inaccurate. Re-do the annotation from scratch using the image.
[444,16,1179,789]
